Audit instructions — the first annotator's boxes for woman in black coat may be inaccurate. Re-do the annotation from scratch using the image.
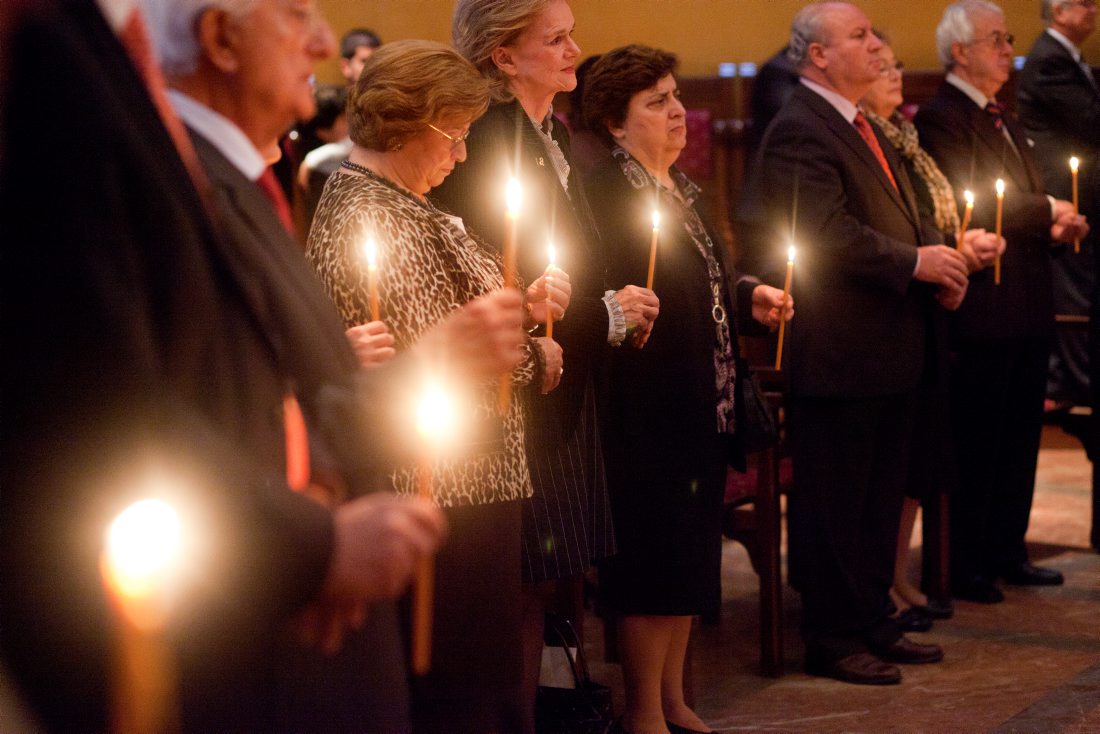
[582,45,790,734]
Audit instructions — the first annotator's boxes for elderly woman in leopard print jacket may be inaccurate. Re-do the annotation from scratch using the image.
[305,40,570,733]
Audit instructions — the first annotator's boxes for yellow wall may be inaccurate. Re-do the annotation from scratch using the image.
[316,0,1100,81]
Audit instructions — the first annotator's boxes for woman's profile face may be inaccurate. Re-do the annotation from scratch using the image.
[862,44,904,118]
[500,0,580,103]
[393,116,472,195]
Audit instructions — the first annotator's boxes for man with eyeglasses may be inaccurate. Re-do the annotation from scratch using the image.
[1019,0,1100,554]
[916,0,1090,606]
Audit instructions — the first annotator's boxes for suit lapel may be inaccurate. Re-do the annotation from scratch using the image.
[944,84,1036,193]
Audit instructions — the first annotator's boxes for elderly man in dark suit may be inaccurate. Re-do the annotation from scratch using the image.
[754,1,968,685]
[1019,0,1100,416]
[1019,0,1100,552]
[916,0,1090,605]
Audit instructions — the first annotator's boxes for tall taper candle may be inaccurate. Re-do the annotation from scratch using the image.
[499,177,522,415]
[775,245,795,371]
[957,190,974,250]
[646,210,660,290]
[994,178,1005,285]
[1071,157,1080,254]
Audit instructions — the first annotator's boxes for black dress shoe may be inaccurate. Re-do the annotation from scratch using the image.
[895,606,933,632]
[874,636,944,664]
[806,652,902,685]
[913,598,954,620]
[999,562,1064,586]
[952,576,1005,603]
[666,721,714,734]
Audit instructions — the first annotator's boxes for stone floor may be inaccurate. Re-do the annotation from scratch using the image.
[586,425,1100,733]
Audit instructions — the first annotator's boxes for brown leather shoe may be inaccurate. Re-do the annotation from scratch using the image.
[875,635,944,664]
[806,652,902,685]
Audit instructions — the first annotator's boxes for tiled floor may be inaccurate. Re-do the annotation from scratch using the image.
[587,425,1100,733]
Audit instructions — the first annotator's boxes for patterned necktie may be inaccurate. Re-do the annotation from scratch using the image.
[853,111,898,191]
[984,101,1006,130]
[256,167,296,235]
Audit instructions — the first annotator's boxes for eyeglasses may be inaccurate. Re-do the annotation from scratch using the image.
[969,31,1015,49]
[426,123,470,151]
[878,60,905,77]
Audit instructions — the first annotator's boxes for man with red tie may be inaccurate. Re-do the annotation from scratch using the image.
[753,1,969,685]
[916,0,1089,605]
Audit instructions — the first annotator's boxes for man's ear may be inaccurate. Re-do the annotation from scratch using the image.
[807,41,829,71]
[490,45,517,78]
[950,41,968,72]
[196,8,242,74]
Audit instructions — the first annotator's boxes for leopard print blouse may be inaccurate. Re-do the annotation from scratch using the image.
[306,167,538,507]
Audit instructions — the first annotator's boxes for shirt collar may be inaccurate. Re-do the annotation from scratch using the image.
[946,72,993,109]
[800,77,859,123]
[168,89,267,181]
[527,105,556,137]
[1046,27,1083,63]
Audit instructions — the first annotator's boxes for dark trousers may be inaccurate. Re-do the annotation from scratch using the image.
[949,337,1050,583]
[788,393,914,661]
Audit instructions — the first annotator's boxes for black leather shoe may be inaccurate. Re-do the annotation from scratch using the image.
[999,563,1064,586]
[913,598,954,620]
[952,576,1005,603]
[806,652,902,685]
[666,721,714,734]
[895,606,933,632]
[874,636,944,665]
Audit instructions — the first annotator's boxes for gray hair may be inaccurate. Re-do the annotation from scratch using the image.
[451,0,551,102]
[1041,0,1074,22]
[143,0,259,78]
[935,0,1004,70]
[787,2,834,68]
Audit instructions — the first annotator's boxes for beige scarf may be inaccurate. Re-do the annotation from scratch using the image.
[864,109,960,235]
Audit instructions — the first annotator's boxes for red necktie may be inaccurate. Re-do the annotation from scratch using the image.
[116,8,206,193]
[256,167,296,235]
[984,101,1005,130]
[853,111,898,192]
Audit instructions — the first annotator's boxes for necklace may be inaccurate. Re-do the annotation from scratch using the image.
[340,159,375,177]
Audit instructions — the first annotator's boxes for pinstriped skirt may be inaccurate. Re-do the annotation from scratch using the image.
[521,380,616,583]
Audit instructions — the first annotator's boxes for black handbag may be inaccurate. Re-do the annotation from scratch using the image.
[535,616,615,734]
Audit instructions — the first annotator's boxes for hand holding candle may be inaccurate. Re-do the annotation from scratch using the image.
[1071,157,1080,254]
[646,209,660,290]
[363,236,380,321]
[499,177,522,414]
[994,178,1005,285]
[775,244,795,371]
[411,383,456,676]
[957,190,974,249]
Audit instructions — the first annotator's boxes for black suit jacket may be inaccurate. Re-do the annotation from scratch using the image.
[1,3,404,731]
[757,83,942,398]
[916,81,1056,341]
[1018,30,1100,222]
[431,100,609,446]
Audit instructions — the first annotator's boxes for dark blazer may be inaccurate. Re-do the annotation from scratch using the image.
[431,100,609,446]
[757,83,942,398]
[1,3,403,731]
[916,81,1056,341]
[1017,30,1100,210]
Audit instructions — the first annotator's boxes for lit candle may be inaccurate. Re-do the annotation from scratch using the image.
[100,498,183,734]
[499,178,522,415]
[995,178,1005,285]
[957,190,974,250]
[545,241,556,340]
[646,209,660,290]
[363,236,380,321]
[775,244,795,371]
[411,384,455,675]
[1071,157,1080,254]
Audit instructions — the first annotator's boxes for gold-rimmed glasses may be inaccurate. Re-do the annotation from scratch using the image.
[426,123,470,152]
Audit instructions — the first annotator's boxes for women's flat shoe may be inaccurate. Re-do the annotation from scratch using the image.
[896,606,933,632]
[914,598,953,620]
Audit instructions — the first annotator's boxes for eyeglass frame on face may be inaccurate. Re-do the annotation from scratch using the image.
[967,30,1015,49]
[426,123,470,152]
[877,59,904,77]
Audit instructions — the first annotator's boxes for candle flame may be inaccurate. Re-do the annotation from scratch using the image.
[964,190,974,206]
[787,244,796,263]
[1071,156,1080,173]
[995,179,1005,196]
[104,499,182,604]
[505,177,522,218]
[651,209,661,230]
[416,383,456,446]
[364,237,377,270]
[547,242,557,265]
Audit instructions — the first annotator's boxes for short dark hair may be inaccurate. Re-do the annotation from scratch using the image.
[312,84,348,131]
[340,28,382,59]
[582,44,678,149]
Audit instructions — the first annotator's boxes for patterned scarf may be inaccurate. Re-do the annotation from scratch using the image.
[863,109,960,235]
[611,147,738,434]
